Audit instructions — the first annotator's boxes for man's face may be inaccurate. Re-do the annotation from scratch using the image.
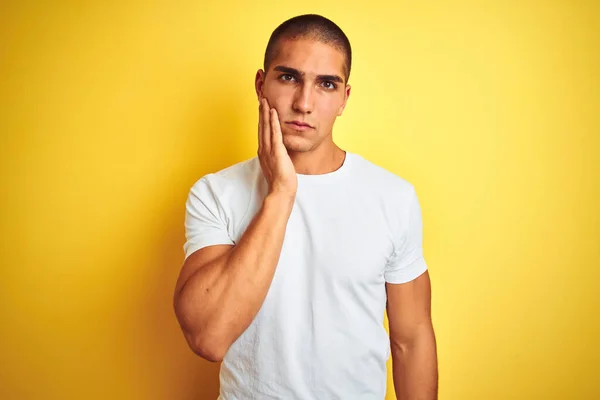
[255,38,351,153]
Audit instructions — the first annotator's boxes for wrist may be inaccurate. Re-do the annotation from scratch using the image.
[264,191,296,209]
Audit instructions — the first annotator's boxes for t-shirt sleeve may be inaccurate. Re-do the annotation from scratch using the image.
[384,186,429,284]
[183,177,235,260]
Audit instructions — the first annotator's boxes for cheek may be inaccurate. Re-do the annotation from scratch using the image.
[263,85,292,111]
[317,98,343,121]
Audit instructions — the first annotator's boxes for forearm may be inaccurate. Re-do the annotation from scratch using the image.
[391,323,438,400]
[176,192,294,358]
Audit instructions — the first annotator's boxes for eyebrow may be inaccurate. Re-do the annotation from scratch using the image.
[273,65,344,84]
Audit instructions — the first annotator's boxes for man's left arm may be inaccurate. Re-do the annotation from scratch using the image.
[386,271,438,400]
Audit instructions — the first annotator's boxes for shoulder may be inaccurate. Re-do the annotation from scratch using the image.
[190,156,261,199]
[349,152,417,200]
[349,153,425,246]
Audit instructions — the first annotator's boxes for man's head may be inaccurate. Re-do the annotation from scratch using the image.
[255,14,352,153]
[263,14,352,83]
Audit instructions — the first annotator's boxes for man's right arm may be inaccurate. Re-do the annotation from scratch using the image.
[173,99,297,362]
[173,191,294,362]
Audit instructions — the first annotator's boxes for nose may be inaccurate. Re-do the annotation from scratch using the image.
[292,83,314,114]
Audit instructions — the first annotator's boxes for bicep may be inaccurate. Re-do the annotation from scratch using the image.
[386,270,432,345]
[176,177,236,297]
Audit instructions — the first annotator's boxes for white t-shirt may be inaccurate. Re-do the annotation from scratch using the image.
[183,151,428,400]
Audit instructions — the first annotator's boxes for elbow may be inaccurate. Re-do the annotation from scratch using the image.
[173,295,230,362]
[390,337,411,355]
[192,345,225,363]
[187,332,228,363]
[390,323,437,355]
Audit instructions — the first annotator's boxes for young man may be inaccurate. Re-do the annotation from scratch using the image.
[173,14,438,400]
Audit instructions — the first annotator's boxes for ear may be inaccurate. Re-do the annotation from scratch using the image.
[337,84,351,116]
[255,69,266,102]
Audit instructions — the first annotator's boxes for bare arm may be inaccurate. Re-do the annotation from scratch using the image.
[173,99,297,362]
[174,191,293,361]
[387,271,438,399]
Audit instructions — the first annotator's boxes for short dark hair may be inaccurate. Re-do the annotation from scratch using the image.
[263,14,352,83]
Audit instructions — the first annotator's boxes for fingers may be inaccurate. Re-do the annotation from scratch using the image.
[270,108,283,149]
[258,99,263,152]
[261,98,271,153]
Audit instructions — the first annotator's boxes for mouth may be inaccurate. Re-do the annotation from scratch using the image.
[285,121,314,131]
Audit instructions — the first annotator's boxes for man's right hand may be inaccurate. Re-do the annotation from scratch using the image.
[258,98,298,198]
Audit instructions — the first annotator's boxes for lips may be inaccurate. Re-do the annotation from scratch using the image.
[286,121,314,129]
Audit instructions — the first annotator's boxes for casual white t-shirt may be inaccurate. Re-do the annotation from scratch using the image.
[183,151,428,400]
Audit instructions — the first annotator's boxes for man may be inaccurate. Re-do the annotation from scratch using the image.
[173,14,438,400]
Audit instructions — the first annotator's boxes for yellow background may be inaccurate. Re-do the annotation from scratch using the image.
[1,1,598,399]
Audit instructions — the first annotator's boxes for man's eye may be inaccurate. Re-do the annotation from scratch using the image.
[281,74,296,82]
[321,81,337,90]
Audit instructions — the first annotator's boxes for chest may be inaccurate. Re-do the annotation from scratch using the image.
[277,195,395,287]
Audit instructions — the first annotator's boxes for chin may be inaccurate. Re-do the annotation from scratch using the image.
[282,135,314,153]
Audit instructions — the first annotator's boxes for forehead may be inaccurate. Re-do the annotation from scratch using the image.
[269,38,346,78]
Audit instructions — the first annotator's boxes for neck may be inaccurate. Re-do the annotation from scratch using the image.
[288,142,346,175]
